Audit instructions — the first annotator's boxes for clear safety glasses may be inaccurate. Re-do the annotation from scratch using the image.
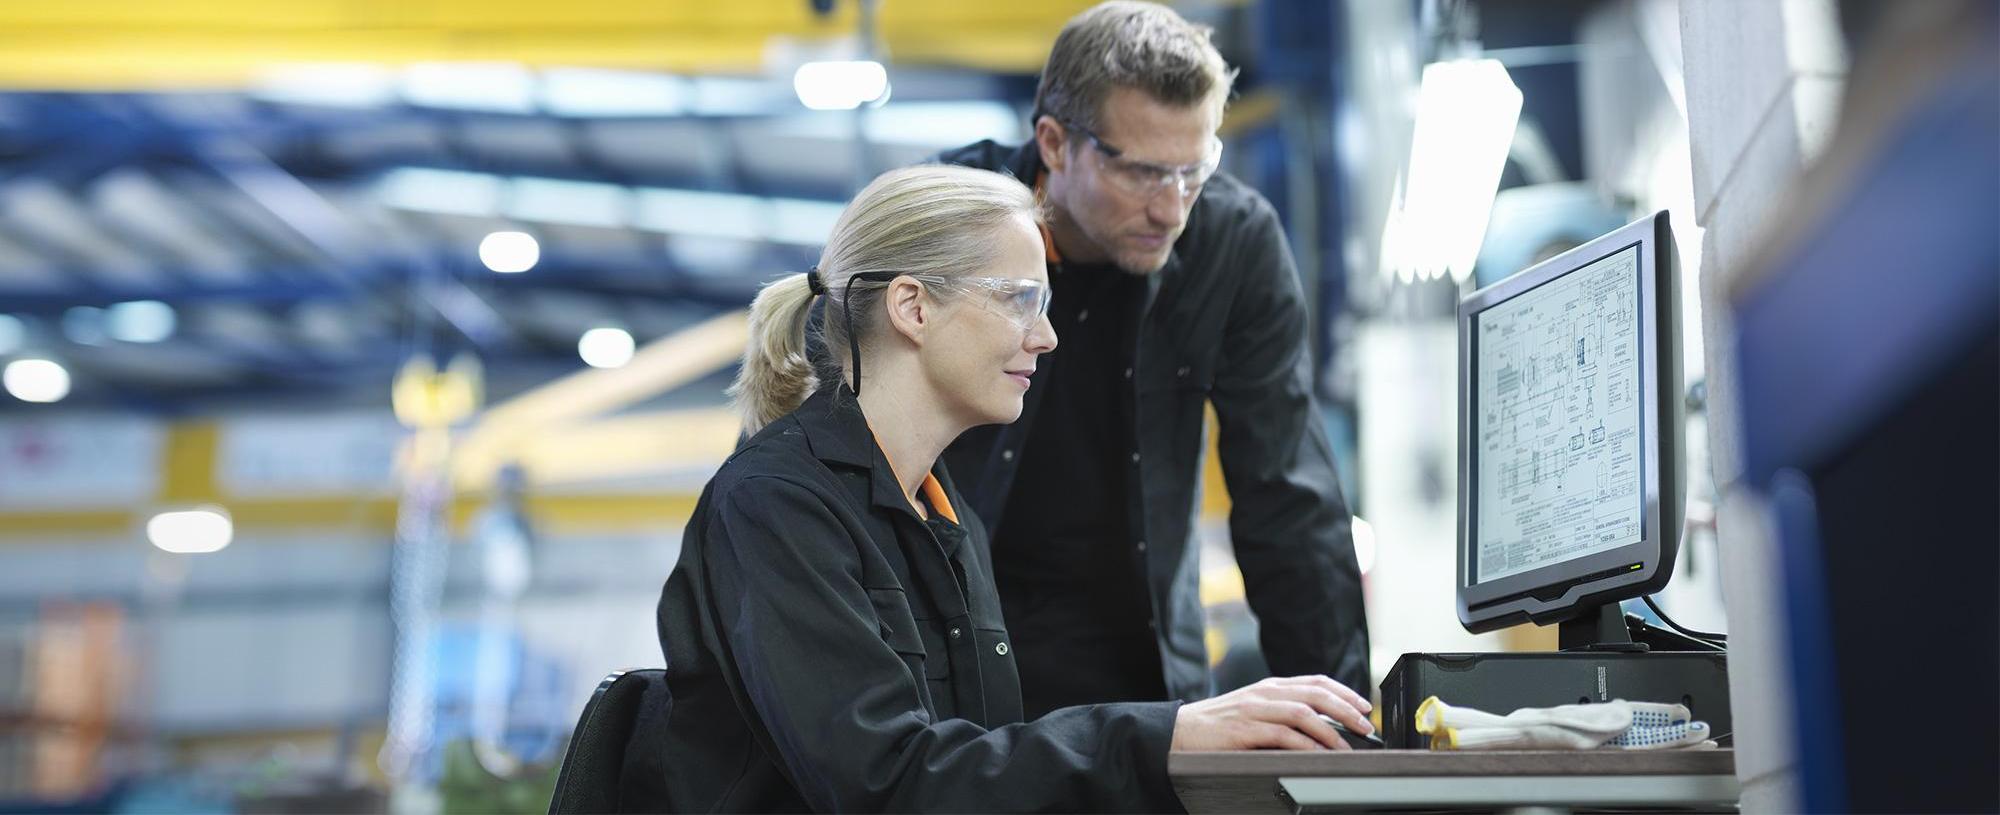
[904,274,1053,332]
[833,271,1053,394]
[1061,118,1223,200]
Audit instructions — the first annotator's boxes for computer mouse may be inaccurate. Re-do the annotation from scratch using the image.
[1318,713,1386,750]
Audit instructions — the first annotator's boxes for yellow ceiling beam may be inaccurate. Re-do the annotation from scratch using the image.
[508,408,742,488]
[0,492,703,539]
[450,310,749,491]
[0,0,1096,88]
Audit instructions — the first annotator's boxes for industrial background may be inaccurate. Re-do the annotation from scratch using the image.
[0,1,1989,812]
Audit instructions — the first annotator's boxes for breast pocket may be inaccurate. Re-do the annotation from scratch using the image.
[867,587,938,714]
[915,618,962,716]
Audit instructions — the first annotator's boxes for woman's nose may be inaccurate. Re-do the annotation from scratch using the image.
[1025,314,1058,354]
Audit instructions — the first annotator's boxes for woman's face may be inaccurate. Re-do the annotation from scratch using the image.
[923,213,1058,427]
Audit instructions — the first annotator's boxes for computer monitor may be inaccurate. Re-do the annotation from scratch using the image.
[1455,211,1682,649]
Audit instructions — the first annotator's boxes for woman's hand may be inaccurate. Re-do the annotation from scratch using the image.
[1169,675,1374,751]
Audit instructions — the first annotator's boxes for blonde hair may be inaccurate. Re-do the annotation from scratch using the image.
[728,165,1042,433]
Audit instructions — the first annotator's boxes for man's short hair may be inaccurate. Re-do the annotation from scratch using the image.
[1032,1,1238,134]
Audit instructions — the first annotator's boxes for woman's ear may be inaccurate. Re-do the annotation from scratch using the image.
[882,276,930,346]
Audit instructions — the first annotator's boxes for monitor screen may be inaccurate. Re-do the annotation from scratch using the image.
[1457,210,1682,638]
[1471,243,1645,584]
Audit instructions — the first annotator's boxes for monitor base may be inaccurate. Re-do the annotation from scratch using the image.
[1561,602,1650,652]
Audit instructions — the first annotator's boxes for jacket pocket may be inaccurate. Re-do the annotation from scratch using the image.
[912,622,958,716]
[869,587,939,714]
[867,587,924,654]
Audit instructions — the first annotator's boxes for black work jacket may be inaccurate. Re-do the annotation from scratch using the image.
[935,141,1371,700]
[647,386,1183,813]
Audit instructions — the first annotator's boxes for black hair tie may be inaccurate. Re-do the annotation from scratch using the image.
[805,267,827,296]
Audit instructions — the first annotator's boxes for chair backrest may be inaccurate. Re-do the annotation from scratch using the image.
[548,668,668,815]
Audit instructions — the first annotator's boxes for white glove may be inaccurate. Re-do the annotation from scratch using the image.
[1415,696,1713,751]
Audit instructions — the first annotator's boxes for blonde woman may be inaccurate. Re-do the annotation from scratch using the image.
[647,165,1371,812]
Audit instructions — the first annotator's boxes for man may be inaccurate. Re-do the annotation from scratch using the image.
[938,1,1369,718]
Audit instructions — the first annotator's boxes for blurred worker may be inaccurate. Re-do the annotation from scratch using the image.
[936,1,1369,717]
[647,165,1373,812]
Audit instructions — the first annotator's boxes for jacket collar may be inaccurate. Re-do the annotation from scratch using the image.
[791,384,873,469]
[791,385,964,524]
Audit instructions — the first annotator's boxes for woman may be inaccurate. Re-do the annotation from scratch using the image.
[649,165,1372,812]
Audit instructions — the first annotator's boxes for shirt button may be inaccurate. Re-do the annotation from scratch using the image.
[1177,366,1190,377]
[1130,452,1141,464]
[1136,540,1148,553]
[1001,449,1015,462]
[1077,309,1090,323]
[1148,620,1159,632]
[995,642,1009,656]
[1123,367,1134,379]
[949,627,962,639]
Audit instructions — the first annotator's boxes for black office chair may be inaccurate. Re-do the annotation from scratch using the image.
[549,668,670,815]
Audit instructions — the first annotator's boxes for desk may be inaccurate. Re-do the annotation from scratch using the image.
[1170,749,1738,813]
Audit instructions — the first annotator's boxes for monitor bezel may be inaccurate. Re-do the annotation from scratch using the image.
[1455,210,1681,633]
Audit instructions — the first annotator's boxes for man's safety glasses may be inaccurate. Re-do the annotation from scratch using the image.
[1060,118,1222,200]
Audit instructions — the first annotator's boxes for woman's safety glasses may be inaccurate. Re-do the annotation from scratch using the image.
[906,274,1053,332]
[835,271,1053,394]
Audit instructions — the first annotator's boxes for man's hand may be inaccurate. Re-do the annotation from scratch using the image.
[1170,675,1374,751]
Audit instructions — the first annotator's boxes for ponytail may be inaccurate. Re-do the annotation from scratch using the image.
[727,271,818,434]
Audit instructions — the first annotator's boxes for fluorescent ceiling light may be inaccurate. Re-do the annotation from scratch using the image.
[691,76,785,116]
[507,177,629,228]
[578,327,635,369]
[0,314,22,355]
[380,167,843,247]
[402,62,537,114]
[147,506,233,554]
[767,198,846,246]
[541,69,688,117]
[106,300,175,343]
[378,168,503,217]
[634,188,765,242]
[793,61,891,111]
[1382,58,1523,283]
[479,231,540,274]
[772,101,1023,147]
[252,63,398,108]
[4,358,70,403]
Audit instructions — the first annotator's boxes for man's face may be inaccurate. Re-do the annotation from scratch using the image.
[1042,86,1222,275]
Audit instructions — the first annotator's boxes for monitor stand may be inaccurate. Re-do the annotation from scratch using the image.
[1561,601,1725,653]
[1560,602,1651,652]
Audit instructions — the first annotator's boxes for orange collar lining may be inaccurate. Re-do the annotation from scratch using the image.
[867,427,959,524]
[919,474,959,525]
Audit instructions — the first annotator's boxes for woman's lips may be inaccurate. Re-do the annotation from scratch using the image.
[1006,370,1034,389]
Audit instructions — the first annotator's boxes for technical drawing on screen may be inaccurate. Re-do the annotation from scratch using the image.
[1473,244,1644,585]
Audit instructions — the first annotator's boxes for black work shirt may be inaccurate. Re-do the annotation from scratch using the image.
[936,140,1371,705]
[992,258,1167,717]
[642,386,1183,813]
